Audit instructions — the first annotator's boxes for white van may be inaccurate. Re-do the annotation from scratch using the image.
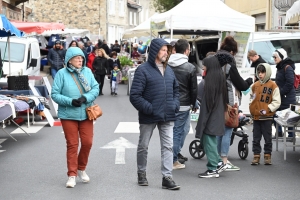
[191,32,300,115]
[0,37,41,86]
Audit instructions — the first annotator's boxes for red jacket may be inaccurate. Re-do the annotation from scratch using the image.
[87,53,96,71]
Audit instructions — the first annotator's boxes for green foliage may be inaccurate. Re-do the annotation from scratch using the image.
[119,56,134,67]
[152,0,182,13]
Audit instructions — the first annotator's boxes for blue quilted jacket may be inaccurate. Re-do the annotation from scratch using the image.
[51,47,99,120]
[130,38,180,124]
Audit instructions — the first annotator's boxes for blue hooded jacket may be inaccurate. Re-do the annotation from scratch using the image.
[130,38,180,124]
[51,47,99,120]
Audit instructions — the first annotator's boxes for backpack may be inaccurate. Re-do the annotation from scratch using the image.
[284,65,300,89]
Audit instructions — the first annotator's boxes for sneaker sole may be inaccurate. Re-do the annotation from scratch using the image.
[138,183,149,186]
[225,168,240,171]
[198,174,220,178]
[162,185,180,190]
[66,183,76,188]
[251,163,260,165]
[264,163,272,165]
[173,166,186,170]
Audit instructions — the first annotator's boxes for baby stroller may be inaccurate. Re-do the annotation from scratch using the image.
[189,111,250,160]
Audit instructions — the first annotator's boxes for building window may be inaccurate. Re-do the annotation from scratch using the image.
[117,27,124,40]
[119,0,125,16]
[109,0,115,15]
[134,12,137,25]
[108,25,116,44]
[129,12,133,25]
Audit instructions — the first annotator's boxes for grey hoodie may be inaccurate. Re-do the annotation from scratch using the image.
[168,53,189,67]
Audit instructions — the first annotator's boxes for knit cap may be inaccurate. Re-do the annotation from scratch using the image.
[274,48,287,60]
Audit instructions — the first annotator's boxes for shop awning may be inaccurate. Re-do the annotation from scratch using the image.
[10,21,65,34]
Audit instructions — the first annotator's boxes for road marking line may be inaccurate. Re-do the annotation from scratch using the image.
[11,122,48,134]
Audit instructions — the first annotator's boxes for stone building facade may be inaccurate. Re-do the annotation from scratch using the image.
[0,0,32,21]
[28,0,107,39]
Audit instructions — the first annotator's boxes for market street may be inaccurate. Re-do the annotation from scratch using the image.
[0,80,300,200]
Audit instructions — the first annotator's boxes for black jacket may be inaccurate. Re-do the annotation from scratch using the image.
[215,50,252,92]
[92,56,109,75]
[251,55,266,81]
[168,54,197,108]
[275,58,296,110]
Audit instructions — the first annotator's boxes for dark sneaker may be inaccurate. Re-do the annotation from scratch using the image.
[178,153,188,161]
[138,172,148,186]
[178,158,185,164]
[217,162,227,173]
[162,176,180,190]
[100,93,104,95]
[111,92,114,95]
[198,170,219,178]
[114,93,118,96]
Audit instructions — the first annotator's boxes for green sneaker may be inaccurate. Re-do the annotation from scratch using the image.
[225,162,240,171]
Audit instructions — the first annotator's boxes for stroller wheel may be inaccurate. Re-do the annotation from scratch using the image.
[238,140,248,159]
[189,140,205,159]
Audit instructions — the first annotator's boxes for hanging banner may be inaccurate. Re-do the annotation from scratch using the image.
[150,21,167,33]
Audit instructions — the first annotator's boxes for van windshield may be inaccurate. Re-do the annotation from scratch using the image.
[250,39,300,65]
[0,41,25,63]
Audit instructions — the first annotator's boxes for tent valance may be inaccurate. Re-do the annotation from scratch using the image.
[10,21,65,34]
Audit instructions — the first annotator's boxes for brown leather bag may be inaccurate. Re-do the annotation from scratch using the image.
[71,73,102,120]
[225,104,239,128]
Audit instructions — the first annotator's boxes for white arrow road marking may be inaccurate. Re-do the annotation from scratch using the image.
[0,139,7,153]
[114,122,194,134]
[101,137,137,164]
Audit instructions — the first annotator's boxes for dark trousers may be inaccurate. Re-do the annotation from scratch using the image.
[252,120,272,155]
[95,74,105,94]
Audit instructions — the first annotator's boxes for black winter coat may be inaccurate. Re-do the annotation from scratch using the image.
[92,56,109,75]
[275,58,296,110]
[130,38,180,124]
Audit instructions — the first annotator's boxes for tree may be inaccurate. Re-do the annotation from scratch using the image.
[152,0,182,13]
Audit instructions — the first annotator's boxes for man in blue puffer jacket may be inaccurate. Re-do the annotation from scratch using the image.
[130,38,180,190]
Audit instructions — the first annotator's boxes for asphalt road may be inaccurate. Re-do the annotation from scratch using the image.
[0,79,300,200]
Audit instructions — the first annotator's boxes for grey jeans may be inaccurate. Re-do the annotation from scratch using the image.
[137,121,174,177]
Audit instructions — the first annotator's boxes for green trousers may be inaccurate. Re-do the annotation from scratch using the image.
[202,133,223,171]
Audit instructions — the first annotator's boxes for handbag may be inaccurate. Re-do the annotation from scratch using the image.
[70,73,102,120]
[225,104,239,128]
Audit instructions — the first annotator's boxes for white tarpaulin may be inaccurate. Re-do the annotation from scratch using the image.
[151,0,255,33]
[41,28,90,37]
[123,13,159,39]
[285,0,300,24]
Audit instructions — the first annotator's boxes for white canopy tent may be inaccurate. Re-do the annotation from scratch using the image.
[151,0,255,38]
[41,28,90,37]
[285,0,300,25]
[123,13,159,39]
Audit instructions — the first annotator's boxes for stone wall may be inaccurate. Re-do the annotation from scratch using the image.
[29,0,107,37]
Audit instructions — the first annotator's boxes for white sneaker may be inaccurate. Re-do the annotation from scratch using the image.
[173,161,185,169]
[66,176,76,188]
[78,170,90,182]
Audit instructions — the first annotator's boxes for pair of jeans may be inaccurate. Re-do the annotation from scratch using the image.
[202,133,222,171]
[173,110,190,162]
[252,120,272,154]
[217,126,233,157]
[61,119,94,176]
[111,80,119,93]
[137,121,174,177]
[51,67,59,80]
[273,115,294,137]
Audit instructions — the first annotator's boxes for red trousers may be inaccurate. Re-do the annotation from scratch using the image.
[61,119,93,176]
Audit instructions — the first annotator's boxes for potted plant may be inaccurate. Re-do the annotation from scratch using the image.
[119,56,133,84]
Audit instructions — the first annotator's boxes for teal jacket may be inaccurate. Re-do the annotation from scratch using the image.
[51,47,99,120]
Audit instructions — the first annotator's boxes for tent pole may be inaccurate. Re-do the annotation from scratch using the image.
[251,32,254,50]
[8,37,11,75]
[170,15,173,41]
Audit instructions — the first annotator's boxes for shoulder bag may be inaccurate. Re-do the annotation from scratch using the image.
[70,73,102,120]
[223,64,239,128]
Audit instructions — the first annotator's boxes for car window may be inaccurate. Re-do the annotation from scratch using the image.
[0,41,25,63]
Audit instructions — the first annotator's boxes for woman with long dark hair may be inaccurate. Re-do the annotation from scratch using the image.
[196,55,228,178]
[68,40,79,48]
[214,36,253,171]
